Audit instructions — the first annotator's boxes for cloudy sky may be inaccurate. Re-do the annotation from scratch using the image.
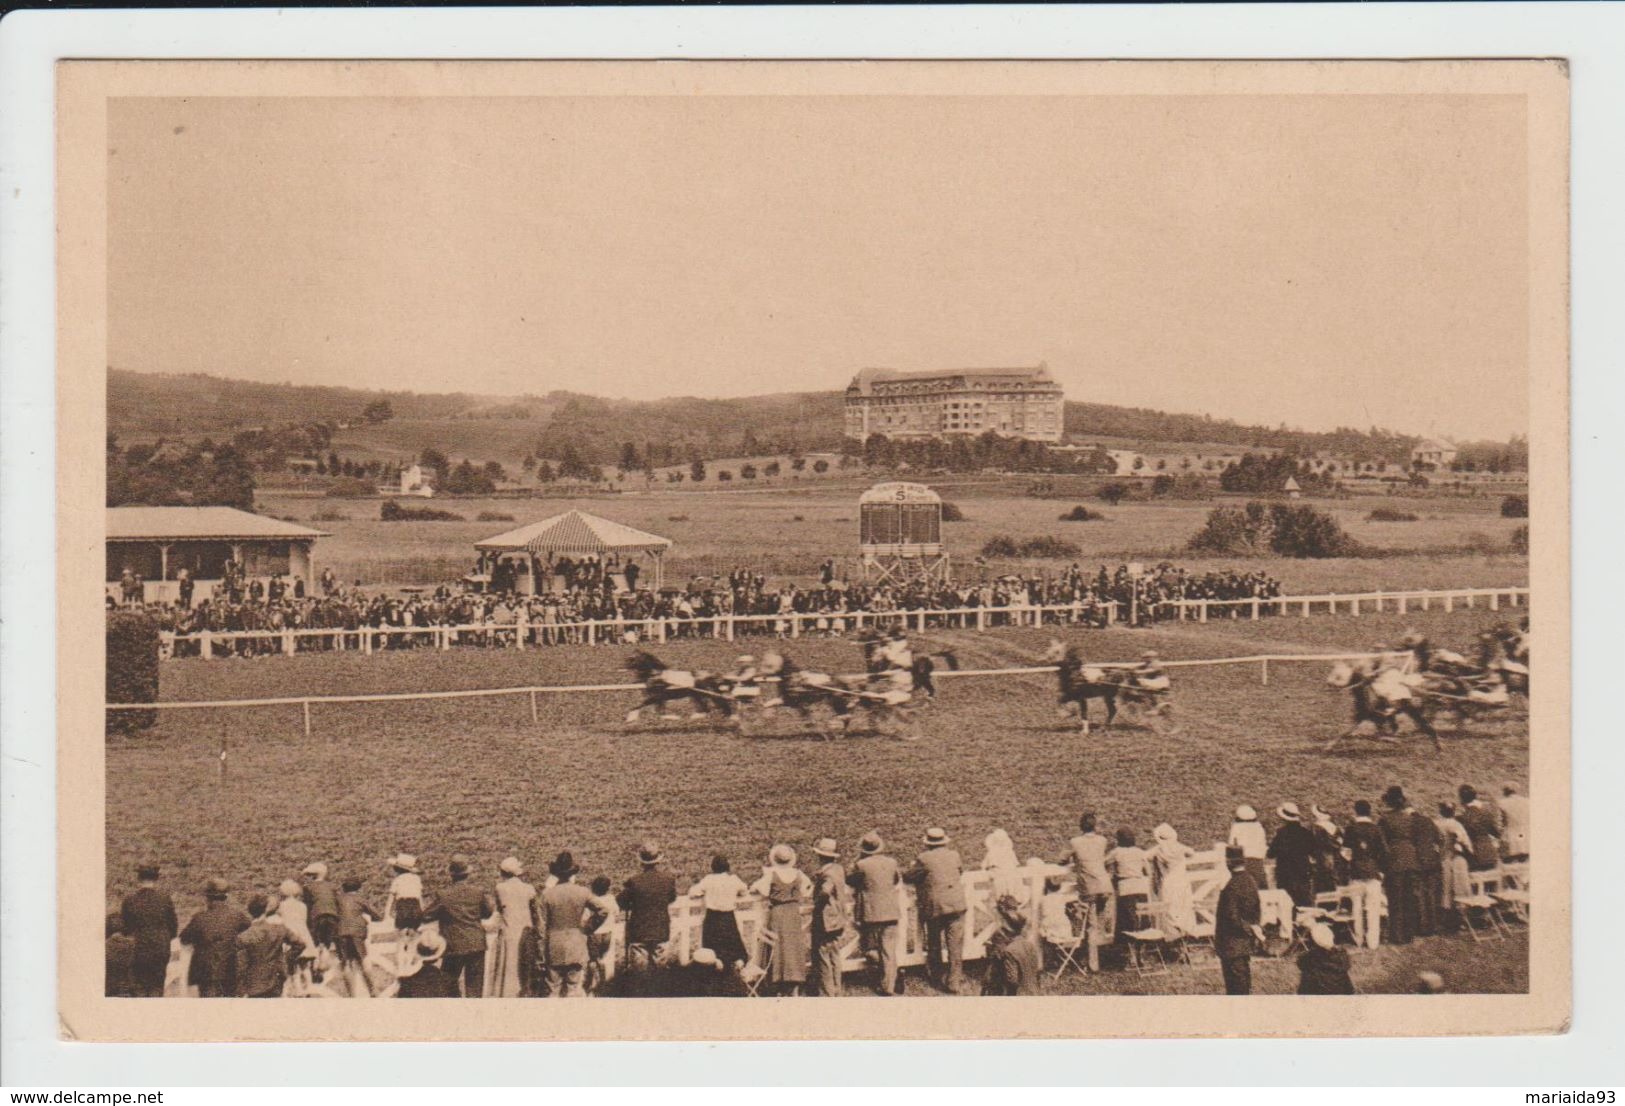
[108,91,1529,439]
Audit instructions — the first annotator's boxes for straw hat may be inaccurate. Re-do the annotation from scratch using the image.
[736,655,755,666]
[1234,805,1258,822]
[769,844,796,866]
[690,948,720,968]
[922,827,951,847]
[811,838,839,860]
[637,842,664,866]
[302,862,328,879]
[1277,802,1301,822]
[203,877,231,898]
[499,856,525,877]
[1309,924,1336,950]
[1152,823,1178,844]
[859,832,884,855]
[278,878,303,897]
[390,853,418,873]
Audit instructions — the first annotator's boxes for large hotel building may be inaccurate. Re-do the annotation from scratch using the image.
[843,365,1065,443]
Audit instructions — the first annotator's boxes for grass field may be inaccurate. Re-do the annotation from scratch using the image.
[261,483,1528,592]
[109,605,1531,993]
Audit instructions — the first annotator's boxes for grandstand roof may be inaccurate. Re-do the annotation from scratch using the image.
[107,506,327,542]
[475,510,672,556]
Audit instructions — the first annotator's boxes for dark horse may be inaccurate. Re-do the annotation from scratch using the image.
[623,650,735,724]
[854,629,959,698]
[758,650,917,739]
[1041,639,1123,730]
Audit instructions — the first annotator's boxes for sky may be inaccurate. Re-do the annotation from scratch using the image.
[108,91,1530,440]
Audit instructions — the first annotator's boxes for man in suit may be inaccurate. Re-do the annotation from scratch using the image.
[234,893,294,998]
[848,832,903,996]
[809,837,849,997]
[618,842,678,976]
[1411,800,1445,937]
[120,863,178,997]
[179,878,251,997]
[1344,799,1388,949]
[540,852,603,998]
[1377,786,1422,945]
[1215,846,1265,995]
[904,827,968,994]
[1266,803,1318,908]
[1457,784,1503,870]
[433,854,496,996]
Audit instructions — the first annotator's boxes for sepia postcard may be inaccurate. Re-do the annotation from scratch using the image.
[58,58,1569,1042]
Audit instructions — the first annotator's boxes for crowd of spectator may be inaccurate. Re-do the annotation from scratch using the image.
[112,560,1285,658]
[106,779,1528,1000]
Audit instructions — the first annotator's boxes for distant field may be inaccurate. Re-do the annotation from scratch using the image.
[261,484,1529,592]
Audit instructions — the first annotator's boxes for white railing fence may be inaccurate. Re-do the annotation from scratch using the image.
[147,586,1527,661]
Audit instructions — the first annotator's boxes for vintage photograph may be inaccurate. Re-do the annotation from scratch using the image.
[57,58,1569,1041]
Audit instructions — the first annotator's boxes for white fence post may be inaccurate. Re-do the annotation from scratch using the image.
[1261,657,1270,686]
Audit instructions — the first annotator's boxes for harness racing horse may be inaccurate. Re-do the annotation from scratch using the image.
[757,648,921,740]
[854,629,959,698]
[623,650,738,726]
[1041,639,1122,730]
[1325,660,1442,752]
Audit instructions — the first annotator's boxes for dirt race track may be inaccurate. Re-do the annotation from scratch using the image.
[110,606,1531,928]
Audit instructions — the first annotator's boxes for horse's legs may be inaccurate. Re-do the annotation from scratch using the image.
[1103,691,1117,727]
[1401,702,1442,749]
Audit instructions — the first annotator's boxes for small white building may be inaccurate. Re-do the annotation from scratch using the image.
[398,463,435,498]
[1411,438,1459,470]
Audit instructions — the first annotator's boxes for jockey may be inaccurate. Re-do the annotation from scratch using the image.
[1133,651,1171,692]
[876,631,913,673]
[726,654,760,698]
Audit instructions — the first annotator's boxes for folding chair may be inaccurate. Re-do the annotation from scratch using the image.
[1177,919,1221,971]
[742,932,776,997]
[1312,889,1357,945]
[1044,899,1090,982]
[1121,901,1171,976]
[1493,888,1530,928]
[1453,894,1507,942]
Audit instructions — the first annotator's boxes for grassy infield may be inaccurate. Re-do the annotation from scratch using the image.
[111,600,1531,996]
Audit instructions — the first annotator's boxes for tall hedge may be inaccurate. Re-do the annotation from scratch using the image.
[1188,501,1362,558]
[106,610,159,733]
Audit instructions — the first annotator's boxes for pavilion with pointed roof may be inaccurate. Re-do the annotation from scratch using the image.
[474,509,673,592]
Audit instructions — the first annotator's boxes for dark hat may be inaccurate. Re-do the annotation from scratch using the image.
[246,892,271,918]
[859,832,884,855]
[1382,785,1408,809]
[448,853,472,877]
[1224,845,1247,867]
[549,850,579,879]
[136,863,160,881]
[637,842,664,866]
[921,827,950,847]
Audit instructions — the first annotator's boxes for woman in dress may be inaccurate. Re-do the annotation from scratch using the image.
[689,854,750,972]
[490,856,538,998]
[980,828,1026,906]
[1148,823,1197,939]
[750,845,814,995]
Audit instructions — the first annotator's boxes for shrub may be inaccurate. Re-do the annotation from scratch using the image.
[310,509,349,521]
[940,501,967,522]
[1059,505,1105,522]
[667,514,690,522]
[106,611,159,734]
[1188,501,1361,558]
[380,500,464,522]
[1366,507,1419,522]
[1511,524,1529,554]
[1501,494,1529,519]
[792,515,805,522]
[1150,474,1175,498]
[812,460,830,474]
[980,534,1083,559]
[324,477,375,498]
[1098,482,1132,506]
[476,511,516,522]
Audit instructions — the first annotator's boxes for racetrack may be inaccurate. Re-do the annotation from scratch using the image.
[108,607,1531,940]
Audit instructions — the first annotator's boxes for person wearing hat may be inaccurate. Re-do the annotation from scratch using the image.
[234,893,294,998]
[1062,813,1115,970]
[618,843,677,979]
[433,854,496,997]
[1266,803,1318,908]
[274,877,318,990]
[1215,845,1265,995]
[983,894,1042,997]
[120,863,178,998]
[1307,805,1347,893]
[300,862,340,955]
[396,932,458,998]
[904,828,969,994]
[385,853,424,936]
[1408,796,1445,939]
[179,878,251,997]
[1227,805,1269,890]
[1456,784,1503,872]
[751,845,815,995]
[848,832,903,996]
[540,851,604,998]
[809,838,850,997]
[1149,824,1198,940]
[1376,786,1423,945]
[1344,800,1387,949]
[491,857,538,998]
[1295,923,1355,995]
